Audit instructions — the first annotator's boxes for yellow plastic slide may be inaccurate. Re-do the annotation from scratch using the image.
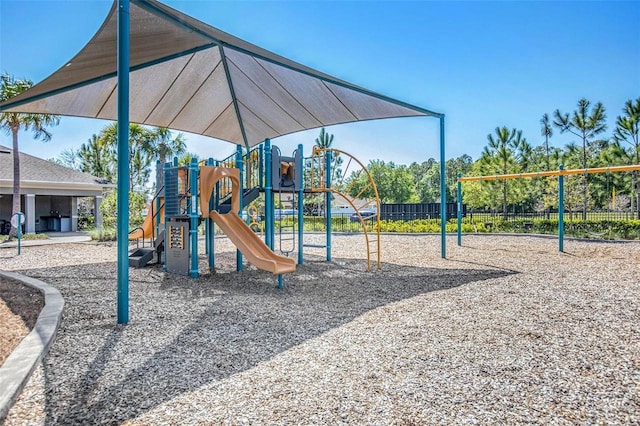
[199,165,296,275]
[211,210,296,275]
[129,199,164,240]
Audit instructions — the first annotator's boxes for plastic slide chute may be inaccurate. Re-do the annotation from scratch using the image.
[200,165,296,275]
[211,211,296,274]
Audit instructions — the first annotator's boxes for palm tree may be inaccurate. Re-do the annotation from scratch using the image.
[612,98,640,218]
[553,98,607,219]
[98,122,154,191]
[145,127,187,165]
[0,74,60,237]
[540,113,553,171]
[480,126,532,218]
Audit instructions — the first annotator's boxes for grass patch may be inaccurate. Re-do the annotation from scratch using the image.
[0,233,49,243]
[89,228,118,241]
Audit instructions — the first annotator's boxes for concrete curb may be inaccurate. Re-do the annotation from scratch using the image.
[0,270,64,422]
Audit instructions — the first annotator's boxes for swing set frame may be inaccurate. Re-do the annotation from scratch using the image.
[456,164,640,251]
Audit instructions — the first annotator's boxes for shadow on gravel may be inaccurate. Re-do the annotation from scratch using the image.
[17,256,514,424]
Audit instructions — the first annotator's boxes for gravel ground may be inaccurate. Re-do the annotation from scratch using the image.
[1,234,639,424]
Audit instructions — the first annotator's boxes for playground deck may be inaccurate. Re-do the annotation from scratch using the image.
[1,234,639,424]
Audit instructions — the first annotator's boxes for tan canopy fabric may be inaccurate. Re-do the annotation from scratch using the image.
[0,0,438,148]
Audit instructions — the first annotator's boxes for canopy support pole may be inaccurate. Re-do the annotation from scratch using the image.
[117,0,130,325]
[439,114,446,259]
[559,165,565,253]
[457,172,462,246]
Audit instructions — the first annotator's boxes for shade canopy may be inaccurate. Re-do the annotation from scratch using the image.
[0,0,438,149]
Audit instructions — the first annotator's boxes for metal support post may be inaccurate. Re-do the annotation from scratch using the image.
[325,149,332,262]
[155,160,162,239]
[457,172,462,246]
[259,144,264,188]
[16,212,23,255]
[265,139,274,250]
[559,164,565,252]
[297,144,304,265]
[116,0,130,324]
[439,115,446,259]
[189,158,199,278]
[236,145,244,271]
[163,162,170,272]
[206,157,215,268]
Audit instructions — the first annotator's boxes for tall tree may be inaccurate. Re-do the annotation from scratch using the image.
[0,74,60,237]
[479,126,532,218]
[99,123,154,192]
[553,98,607,219]
[540,113,553,171]
[314,127,343,184]
[315,127,334,149]
[145,127,187,165]
[612,97,640,218]
[53,148,82,170]
[347,160,417,203]
[78,134,116,182]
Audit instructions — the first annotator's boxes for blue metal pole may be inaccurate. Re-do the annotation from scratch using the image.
[116,0,130,325]
[297,144,304,265]
[236,145,244,271]
[155,160,161,243]
[439,115,446,259]
[214,160,220,214]
[189,157,199,278]
[559,164,565,252]
[325,150,332,262]
[207,157,215,268]
[265,139,274,250]
[16,212,22,255]
[163,161,170,272]
[259,144,264,188]
[457,172,462,246]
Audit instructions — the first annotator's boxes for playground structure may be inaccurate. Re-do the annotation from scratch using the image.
[128,139,382,287]
[456,164,640,251]
[0,0,447,325]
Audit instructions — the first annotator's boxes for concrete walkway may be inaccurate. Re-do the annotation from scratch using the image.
[0,232,91,248]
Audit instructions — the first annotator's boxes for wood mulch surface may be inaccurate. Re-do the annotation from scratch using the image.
[0,276,44,366]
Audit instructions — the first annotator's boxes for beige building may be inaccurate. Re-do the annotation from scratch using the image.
[0,145,112,234]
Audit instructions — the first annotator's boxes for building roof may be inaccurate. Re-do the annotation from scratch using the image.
[0,0,440,149]
[0,145,112,192]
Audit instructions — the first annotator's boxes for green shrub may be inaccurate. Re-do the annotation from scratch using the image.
[89,227,118,241]
[77,215,95,231]
[100,190,146,229]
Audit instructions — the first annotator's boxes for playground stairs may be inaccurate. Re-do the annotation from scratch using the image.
[219,186,261,213]
[129,247,155,268]
[129,230,165,268]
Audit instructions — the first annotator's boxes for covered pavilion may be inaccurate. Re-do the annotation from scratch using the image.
[0,0,446,323]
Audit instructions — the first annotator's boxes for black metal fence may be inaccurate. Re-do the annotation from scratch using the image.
[466,210,639,222]
[380,202,464,221]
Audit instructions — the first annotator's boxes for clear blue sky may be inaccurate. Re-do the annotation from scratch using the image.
[1,0,639,167]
